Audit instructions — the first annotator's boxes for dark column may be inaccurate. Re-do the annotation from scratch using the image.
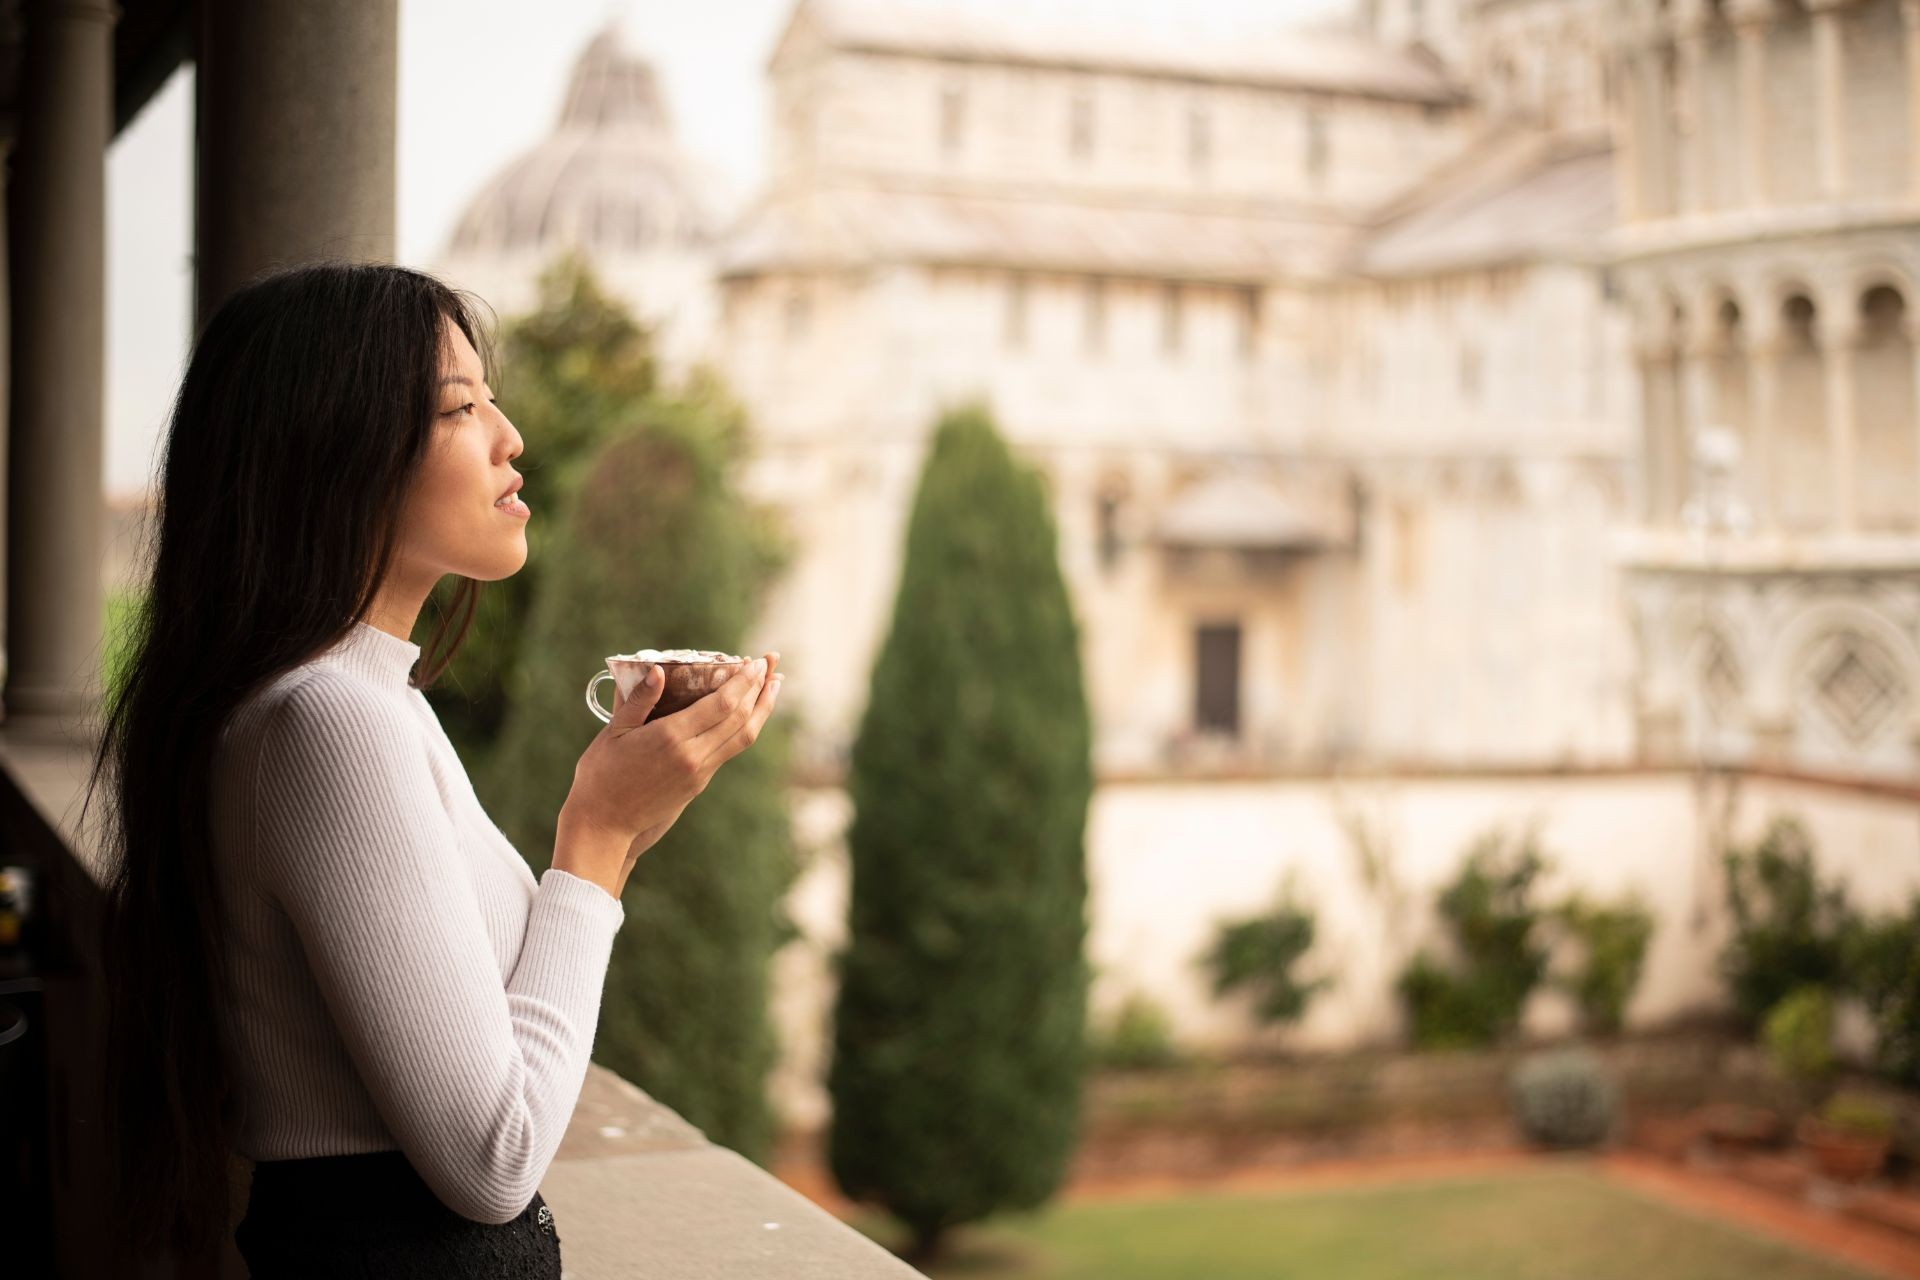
[4,0,117,735]
[194,0,398,328]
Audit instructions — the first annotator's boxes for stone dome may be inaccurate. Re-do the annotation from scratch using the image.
[445,23,726,257]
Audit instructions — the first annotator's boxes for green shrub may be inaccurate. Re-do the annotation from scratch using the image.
[482,372,797,1167]
[102,588,147,710]
[828,403,1094,1264]
[1819,1090,1895,1138]
[1200,881,1330,1030]
[1553,893,1654,1036]
[1718,816,1854,1031]
[1761,984,1835,1085]
[423,251,659,762]
[1845,898,1920,1088]
[1093,991,1182,1070]
[1510,1047,1618,1149]
[1397,829,1550,1049]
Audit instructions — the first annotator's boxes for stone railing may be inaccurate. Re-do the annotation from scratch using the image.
[0,722,925,1279]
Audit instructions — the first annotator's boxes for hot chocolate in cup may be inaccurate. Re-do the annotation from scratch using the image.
[585,648,750,724]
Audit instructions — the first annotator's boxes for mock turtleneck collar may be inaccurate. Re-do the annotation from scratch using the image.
[317,619,422,690]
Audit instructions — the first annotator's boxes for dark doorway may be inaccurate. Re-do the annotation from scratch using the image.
[1195,621,1242,735]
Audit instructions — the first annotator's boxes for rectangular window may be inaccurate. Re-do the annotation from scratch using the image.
[1239,288,1260,360]
[1304,108,1328,183]
[784,286,811,339]
[1097,491,1123,569]
[1162,282,1183,355]
[1084,277,1107,355]
[940,84,965,160]
[1188,105,1211,176]
[1070,90,1096,161]
[1195,622,1242,735]
[1006,273,1029,349]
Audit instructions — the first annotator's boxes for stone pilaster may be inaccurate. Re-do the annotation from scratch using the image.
[1728,0,1775,209]
[4,0,118,731]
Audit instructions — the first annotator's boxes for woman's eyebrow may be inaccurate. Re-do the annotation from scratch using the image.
[438,375,472,387]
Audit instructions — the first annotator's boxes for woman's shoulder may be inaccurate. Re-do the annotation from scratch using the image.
[223,662,419,766]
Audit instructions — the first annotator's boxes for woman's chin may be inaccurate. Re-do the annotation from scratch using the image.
[470,539,529,581]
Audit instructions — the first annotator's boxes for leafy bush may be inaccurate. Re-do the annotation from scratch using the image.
[1718,816,1854,1031]
[1510,1047,1619,1149]
[1820,1090,1895,1138]
[1761,984,1835,1085]
[1553,893,1654,1036]
[1397,830,1550,1049]
[1845,897,1920,1088]
[1201,881,1330,1030]
[482,371,797,1167]
[1092,991,1182,1070]
[424,252,660,762]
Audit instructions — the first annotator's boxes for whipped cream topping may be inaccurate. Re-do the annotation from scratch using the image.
[612,648,746,664]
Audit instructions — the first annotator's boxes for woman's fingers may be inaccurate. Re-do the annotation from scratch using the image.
[699,668,782,772]
[665,653,773,743]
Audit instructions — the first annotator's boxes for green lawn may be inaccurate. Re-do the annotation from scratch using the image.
[850,1165,1879,1280]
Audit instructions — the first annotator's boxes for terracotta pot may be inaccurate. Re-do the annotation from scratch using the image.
[1698,1102,1782,1152]
[1797,1115,1891,1183]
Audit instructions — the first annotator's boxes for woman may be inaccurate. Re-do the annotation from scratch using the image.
[83,260,782,1276]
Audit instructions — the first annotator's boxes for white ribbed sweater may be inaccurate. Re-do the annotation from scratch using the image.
[210,619,625,1224]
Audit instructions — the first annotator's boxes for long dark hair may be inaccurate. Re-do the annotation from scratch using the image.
[80,260,499,1263]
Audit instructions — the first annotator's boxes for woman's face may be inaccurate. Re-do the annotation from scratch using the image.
[398,316,530,584]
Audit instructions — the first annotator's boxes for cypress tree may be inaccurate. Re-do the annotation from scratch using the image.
[828,403,1094,1262]
[482,372,799,1164]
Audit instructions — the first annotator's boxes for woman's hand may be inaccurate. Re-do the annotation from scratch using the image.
[557,654,782,898]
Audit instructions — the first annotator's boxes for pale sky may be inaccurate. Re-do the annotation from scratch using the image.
[105,0,1352,500]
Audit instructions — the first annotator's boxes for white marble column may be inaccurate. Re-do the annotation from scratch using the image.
[1729,0,1774,209]
[1634,328,1686,526]
[5,0,118,731]
[1611,41,1644,222]
[1745,305,1781,530]
[1683,329,1719,450]
[1904,0,1920,198]
[1808,0,1853,203]
[1819,301,1861,531]
[1671,0,1713,215]
[1908,311,1920,513]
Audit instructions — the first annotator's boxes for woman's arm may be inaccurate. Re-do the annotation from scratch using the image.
[251,672,624,1224]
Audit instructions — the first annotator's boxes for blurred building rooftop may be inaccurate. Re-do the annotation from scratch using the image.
[780,0,1468,104]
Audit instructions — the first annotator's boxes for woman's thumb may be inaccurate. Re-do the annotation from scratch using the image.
[613,665,665,724]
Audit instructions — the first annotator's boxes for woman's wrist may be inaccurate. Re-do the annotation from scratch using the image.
[553,807,631,898]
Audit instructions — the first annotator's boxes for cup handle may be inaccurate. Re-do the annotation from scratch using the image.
[586,669,616,723]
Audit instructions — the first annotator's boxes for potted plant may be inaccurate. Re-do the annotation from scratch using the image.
[1695,984,1832,1156]
[1798,1091,1894,1183]
[1698,1100,1784,1153]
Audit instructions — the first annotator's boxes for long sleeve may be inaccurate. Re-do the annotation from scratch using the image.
[249,671,626,1224]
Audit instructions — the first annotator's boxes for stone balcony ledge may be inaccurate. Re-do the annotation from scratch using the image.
[0,719,924,1279]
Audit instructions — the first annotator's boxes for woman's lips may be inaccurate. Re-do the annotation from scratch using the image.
[494,493,530,519]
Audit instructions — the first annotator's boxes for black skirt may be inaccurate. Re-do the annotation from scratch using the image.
[233,1149,562,1279]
